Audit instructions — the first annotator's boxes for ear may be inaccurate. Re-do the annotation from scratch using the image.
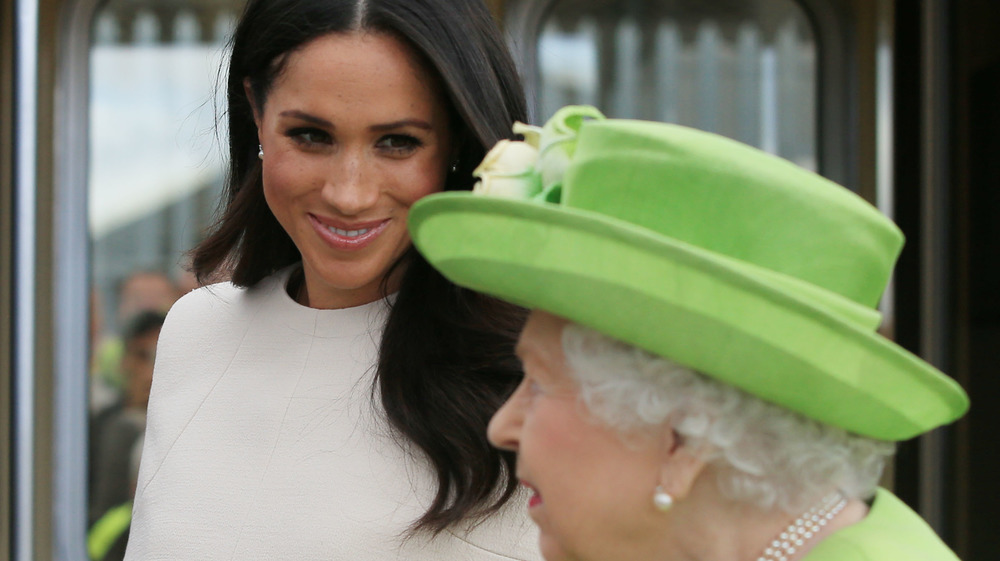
[656,429,710,502]
[243,77,263,131]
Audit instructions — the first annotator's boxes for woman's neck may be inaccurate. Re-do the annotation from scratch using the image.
[749,494,867,561]
[660,478,867,561]
[290,259,407,310]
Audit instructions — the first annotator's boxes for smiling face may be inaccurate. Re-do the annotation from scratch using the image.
[252,32,453,309]
[488,311,676,561]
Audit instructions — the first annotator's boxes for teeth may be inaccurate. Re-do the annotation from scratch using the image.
[330,227,370,238]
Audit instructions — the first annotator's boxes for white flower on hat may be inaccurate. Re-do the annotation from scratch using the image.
[472,131,542,200]
[472,106,605,202]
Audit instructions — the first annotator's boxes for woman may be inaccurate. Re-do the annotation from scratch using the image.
[125,0,540,559]
[408,106,970,560]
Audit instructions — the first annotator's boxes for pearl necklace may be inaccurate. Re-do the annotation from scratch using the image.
[756,491,848,561]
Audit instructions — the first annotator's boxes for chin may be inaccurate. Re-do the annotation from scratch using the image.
[539,534,578,561]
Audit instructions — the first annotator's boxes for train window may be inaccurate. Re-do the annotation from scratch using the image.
[510,0,818,170]
[85,0,240,549]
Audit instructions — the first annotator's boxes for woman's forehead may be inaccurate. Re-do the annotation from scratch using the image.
[269,32,445,118]
[517,311,571,373]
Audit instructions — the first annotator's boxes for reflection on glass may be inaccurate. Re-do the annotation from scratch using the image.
[537,0,817,170]
[86,1,241,556]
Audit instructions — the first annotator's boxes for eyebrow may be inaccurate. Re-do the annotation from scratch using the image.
[279,110,332,127]
[514,340,526,360]
[278,111,433,132]
[514,337,548,369]
[370,119,433,132]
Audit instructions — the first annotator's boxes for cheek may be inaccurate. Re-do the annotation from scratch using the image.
[261,158,314,217]
[522,406,600,493]
[399,164,446,205]
[260,163,288,206]
[531,413,661,515]
[392,148,449,204]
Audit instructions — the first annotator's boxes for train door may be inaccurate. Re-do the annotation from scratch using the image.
[4,0,241,558]
[4,0,998,560]
[892,1,1000,558]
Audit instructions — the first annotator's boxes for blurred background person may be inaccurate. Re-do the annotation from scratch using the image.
[88,270,177,520]
[89,311,164,526]
[90,270,178,408]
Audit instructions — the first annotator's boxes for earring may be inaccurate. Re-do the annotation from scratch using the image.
[653,485,673,512]
[450,160,459,173]
[258,144,264,160]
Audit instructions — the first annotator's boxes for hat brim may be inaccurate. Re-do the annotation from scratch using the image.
[409,193,968,441]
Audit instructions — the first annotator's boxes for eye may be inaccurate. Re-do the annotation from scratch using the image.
[517,374,543,398]
[375,134,422,155]
[527,379,543,396]
[287,127,331,146]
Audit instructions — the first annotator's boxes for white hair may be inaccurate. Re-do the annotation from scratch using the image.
[561,323,895,513]
[351,0,368,30]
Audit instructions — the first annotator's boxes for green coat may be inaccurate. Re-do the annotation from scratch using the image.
[805,489,960,560]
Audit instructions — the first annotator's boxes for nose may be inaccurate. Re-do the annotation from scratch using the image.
[487,384,524,452]
[321,150,379,215]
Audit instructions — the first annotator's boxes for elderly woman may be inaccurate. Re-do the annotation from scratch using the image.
[408,106,969,561]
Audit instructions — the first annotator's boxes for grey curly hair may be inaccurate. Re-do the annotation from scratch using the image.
[561,323,895,514]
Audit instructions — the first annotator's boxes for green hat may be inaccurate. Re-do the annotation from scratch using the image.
[409,106,968,440]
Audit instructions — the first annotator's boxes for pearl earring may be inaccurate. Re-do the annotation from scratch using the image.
[258,144,264,160]
[653,485,673,512]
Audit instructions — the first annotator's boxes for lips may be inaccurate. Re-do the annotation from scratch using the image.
[309,214,389,251]
[522,480,542,508]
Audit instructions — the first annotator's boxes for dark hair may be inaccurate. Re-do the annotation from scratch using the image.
[121,310,167,344]
[191,0,528,533]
